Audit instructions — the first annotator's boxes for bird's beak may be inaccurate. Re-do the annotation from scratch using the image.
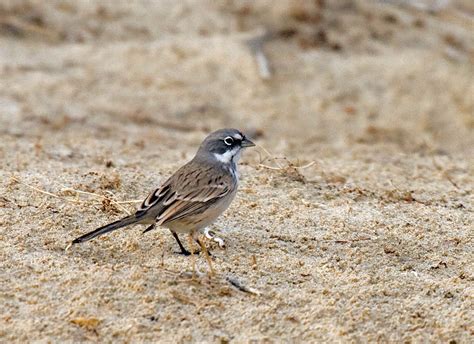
[241,138,256,148]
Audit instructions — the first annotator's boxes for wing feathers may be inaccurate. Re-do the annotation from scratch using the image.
[157,184,229,224]
[135,160,235,225]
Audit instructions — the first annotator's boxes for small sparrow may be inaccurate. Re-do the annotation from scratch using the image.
[70,128,255,270]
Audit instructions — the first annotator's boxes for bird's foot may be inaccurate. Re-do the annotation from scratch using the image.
[176,249,213,257]
[202,228,226,248]
[176,249,193,256]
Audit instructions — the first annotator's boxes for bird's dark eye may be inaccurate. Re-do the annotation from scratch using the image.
[224,136,234,146]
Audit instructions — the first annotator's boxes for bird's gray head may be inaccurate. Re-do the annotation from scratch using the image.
[196,128,255,164]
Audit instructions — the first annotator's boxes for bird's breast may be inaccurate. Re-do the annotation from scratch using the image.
[165,189,237,233]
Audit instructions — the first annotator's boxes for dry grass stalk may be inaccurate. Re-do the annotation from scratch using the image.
[245,30,273,80]
[10,176,141,213]
[226,276,261,295]
[256,145,315,183]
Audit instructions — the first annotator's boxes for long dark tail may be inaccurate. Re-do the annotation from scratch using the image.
[72,214,142,244]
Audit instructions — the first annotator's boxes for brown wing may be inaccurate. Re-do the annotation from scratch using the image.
[136,160,234,224]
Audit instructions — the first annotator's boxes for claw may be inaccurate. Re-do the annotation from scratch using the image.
[202,228,226,248]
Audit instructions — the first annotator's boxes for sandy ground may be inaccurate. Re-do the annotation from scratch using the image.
[1,0,473,342]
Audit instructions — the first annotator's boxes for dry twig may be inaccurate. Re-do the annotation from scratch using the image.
[332,237,372,244]
[256,144,315,170]
[226,276,261,295]
[10,176,141,212]
[245,30,274,80]
[258,156,315,184]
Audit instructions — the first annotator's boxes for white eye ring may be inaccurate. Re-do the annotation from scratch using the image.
[224,136,234,146]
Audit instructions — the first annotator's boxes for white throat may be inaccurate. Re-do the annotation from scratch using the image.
[214,147,241,164]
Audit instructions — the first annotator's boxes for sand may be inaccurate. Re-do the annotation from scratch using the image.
[1,0,473,342]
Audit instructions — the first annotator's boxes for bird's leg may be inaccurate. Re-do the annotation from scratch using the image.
[195,238,212,257]
[196,235,214,276]
[188,233,197,278]
[171,231,191,256]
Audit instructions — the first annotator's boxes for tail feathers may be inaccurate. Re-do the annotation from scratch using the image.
[142,224,155,234]
[72,214,142,244]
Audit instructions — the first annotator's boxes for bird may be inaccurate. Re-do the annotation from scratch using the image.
[70,128,255,272]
